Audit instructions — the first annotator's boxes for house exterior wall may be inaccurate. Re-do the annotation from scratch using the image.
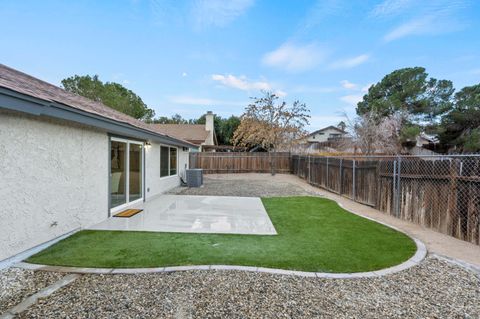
[144,143,189,200]
[305,128,345,143]
[0,110,192,262]
[0,111,109,261]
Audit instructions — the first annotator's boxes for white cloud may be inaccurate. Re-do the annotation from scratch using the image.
[370,0,413,18]
[330,54,369,69]
[212,74,270,91]
[340,94,363,106]
[382,1,469,42]
[339,80,373,93]
[340,80,357,90]
[384,16,434,42]
[262,42,329,72]
[211,74,287,96]
[181,72,188,77]
[191,0,254,28]
[298,0,345,31]
[169,95,246,106]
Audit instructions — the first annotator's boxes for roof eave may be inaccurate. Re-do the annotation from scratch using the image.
[308,126,346,136]
[0,87,198,149]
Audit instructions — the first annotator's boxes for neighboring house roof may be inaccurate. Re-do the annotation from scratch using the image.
[307,125,347,137]
[0,64,197,149]
[419,132,439,143]
[151,124,209,145]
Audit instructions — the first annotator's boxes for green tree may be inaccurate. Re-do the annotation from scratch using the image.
[357,67,454,124]
[219,115,241,145]
[61,75,155,121]
[439,84,480,152]
[152,114,189,124]
[195,114,240,145]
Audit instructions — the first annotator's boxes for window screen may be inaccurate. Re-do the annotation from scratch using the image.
[160,146,169,177]
[169,148,177,175]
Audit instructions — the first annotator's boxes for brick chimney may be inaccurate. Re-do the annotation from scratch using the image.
[205,111,215,145]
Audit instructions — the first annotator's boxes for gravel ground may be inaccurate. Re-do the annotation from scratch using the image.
[17,257,479,319]
[0,267,64,314]
[168,177,312,197]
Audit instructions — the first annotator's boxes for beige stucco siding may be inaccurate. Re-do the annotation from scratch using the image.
[0,111,109,261]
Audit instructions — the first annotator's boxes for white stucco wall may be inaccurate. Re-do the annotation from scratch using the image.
[144,143,189,200]
[0,111,109,261]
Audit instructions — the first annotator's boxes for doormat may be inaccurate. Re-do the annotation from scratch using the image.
[114,209,143,218]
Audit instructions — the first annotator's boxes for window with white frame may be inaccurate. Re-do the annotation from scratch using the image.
[160,146,178,177]
[170,148,177,175]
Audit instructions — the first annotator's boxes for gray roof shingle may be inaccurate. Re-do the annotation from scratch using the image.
[0,64,196,147]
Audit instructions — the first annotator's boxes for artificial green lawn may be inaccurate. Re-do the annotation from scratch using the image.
[27,196,416,273]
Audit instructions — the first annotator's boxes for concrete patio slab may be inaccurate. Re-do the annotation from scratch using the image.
[89,195,277,235]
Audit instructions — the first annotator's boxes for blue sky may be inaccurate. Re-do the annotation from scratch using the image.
[1,0,479,130]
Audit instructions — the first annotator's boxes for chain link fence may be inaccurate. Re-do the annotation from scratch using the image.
[292,154,480,245]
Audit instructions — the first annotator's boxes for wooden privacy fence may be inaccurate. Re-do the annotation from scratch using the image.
[189,152,291,174]
[189,152,479,245]
[292,154,480,245]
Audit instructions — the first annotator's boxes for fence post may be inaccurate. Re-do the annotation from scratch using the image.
[352,159,356,200]
[298,155,300,177]
[339,158,343,195]
[393,159,397,216]
[326,157,329,190]
[396,156,402,217]
[448,158,462,239]
[308,155,311,184]
[376,159,381,209]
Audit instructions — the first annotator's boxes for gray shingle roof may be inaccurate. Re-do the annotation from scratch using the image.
[0,64,196,147]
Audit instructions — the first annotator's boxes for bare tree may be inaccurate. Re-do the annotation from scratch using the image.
[233,91,310,174]
[343,112,403,154]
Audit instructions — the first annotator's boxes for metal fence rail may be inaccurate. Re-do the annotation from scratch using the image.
[292,154,480,245]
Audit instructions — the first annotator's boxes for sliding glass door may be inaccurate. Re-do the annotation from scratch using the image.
[110,140,127,208]
[110,138,144,212]
[129,143,143,202]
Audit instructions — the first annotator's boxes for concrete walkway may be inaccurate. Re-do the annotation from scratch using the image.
[206,173,480,268]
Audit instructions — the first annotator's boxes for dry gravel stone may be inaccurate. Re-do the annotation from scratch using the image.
[17,257,480,318]
[168,178,312,197]
[0,267,64,314]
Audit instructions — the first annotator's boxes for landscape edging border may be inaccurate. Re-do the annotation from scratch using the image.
[15,198,427,279]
